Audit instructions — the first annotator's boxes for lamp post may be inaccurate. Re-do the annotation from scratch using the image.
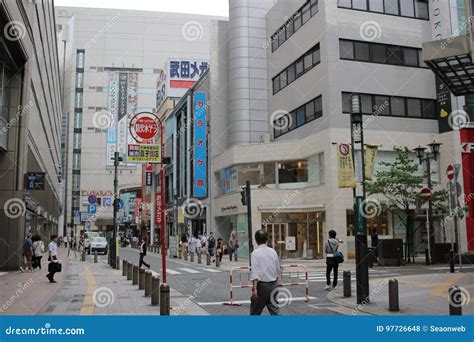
[414,142,441,264]
[350,95,370,304]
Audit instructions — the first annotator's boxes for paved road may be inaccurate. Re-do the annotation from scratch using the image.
[118,248,472,315]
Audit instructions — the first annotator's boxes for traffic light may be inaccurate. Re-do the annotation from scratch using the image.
[240,189,247,206]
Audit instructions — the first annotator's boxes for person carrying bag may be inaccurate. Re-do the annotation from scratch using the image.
[324,230,343,291]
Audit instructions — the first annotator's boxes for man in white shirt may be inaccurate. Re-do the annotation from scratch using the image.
[47,235,59,283]
[250,230,281,315]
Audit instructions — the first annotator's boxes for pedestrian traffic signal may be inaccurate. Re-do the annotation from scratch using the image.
[240,189,247,206]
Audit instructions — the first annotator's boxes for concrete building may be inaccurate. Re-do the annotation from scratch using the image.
[0,0,63,270]
[55,6,221,240]
[206,0,471,260]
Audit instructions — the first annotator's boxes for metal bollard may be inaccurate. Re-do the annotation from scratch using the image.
[388,279,400,312]
[139,267,146,290]
[450,250,455,274]
[198,252,202,264]
[190,253,194,262]
[178,249,182,259]
[449,286,463,316]
[206,253,211,266]
[160,283,170,315]
[144,271,152,297]
[343,271,351,298]
[116,256,120,270]
[132,264,139,285]
[151,276,160,306]
[425,248,430,266]
[81,250,86,262]
[122,259,127,276]
[216,255,220,267]
[94,251,98,263]
[127,261,133,280]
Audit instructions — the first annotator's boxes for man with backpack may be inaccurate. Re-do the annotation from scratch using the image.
[324,230,344,291]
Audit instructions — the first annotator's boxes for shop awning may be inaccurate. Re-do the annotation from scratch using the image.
[423,35,474,96]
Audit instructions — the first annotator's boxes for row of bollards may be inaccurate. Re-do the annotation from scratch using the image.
[122,259,170,315]
[177,249,220,268]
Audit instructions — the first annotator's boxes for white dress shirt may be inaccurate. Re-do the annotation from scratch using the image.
[48,241,58,257]
[250,244,281,282]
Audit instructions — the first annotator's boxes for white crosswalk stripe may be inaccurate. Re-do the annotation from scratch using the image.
[178,268,202,274]
[166,269,182,275]
[197,267,222,273]
[283,270,402,283]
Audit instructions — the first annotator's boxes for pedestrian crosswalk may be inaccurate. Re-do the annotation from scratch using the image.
[158,267,223,276]
[283,269,401,283]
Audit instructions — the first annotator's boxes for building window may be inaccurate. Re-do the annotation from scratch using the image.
[342,92,436,119]
[308,152,325,186]
[73,133,81,149]
[73,154,81,170]
[338,0,429,20]
[347,209,390,236]
[278,161,308,184]
[75,93,83,108]
[76,50,85,68]
[339,39,425,68]
[272,43,321,94]
[74,111,82,129]
[273,96,323,138]
[271,0,319,52]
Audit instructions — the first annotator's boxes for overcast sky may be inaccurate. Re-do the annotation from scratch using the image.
[54,0,229,17]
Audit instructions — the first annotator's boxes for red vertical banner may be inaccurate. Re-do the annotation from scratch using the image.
[460,128,474,251]
[135,198,143,224]
[155,192,162,226]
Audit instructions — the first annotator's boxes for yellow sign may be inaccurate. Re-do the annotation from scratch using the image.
[337,144,356,189]
[127,144,161,163]
[178,210,185,224]
[364,145,379,181]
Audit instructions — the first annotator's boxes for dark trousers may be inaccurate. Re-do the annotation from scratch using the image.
[33,256,42,269]
[47,256,58,280]
[326,263,339,287]
[250,281,279,316]
[139,253,150,268]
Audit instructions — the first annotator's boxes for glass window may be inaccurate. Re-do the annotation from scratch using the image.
[297,107,306,126]
[263,163,276,185]
[238,164,261,187]
[390,97,406,116]
[400,0,415,17]
[302,3,311,23]
[422,100,435,119]
[287,20,294,38]
[310,0,319,16]
[371,44,387,63]
[306,100,315,121]
[272,37,279,51]
[279,161,308,184]
[273,76,280,93]
[75,92,83,108]
[415,0,429,19]
[304,52,313,71]
[287,64,296,84]
[313,47,321,65]
[386,46,402,64]
[355,42,370,61]
[342,93,352,113]
[353,0,368,10]
[338,0,352,8]
[76,51,85,68]
[418,50,426,67]
[294,12,302,31]
[384,0,399,15]
[289,111,297,131]
[278,28,286,46]
[314,96,323,118]
[403,48,419,66]
[340,40,354,59]
[296,58,304,77]
[374,96,390,115]
[369,0,384,12]
[73,133,81,149]
[360,94,373,114]
[73,154,81,170]
[407,98,422,117]
[280,70,288,89]
[74,111,82,129]
[76,73,84,88]
[309,153,325,185]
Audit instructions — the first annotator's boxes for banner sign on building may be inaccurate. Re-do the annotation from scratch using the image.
[460,128,474,251]
[193,92,208,198]
[155,192,162,225]
[156,70,167,110]
[364,145,379,181]
[135,198,143,224]
[127,144,161,163]
[25,172,46,190]
[337,144,356,189]
[169,59,209,88]
[118,73,128,121]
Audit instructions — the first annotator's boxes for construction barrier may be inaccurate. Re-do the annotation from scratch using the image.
[223,264,310,306]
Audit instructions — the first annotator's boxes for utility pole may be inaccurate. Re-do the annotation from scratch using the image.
[240,181,254,265]
[112,151,122,268]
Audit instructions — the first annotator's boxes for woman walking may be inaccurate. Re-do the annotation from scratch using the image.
[32,235,45,271]
[139,239,150,269]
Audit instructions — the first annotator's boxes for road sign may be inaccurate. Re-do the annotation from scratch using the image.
[87,205,97,215]
[446,165,456,181]
[80,212,96,222]
[421,188,432,202]
[129,112,158,143]
[25,172,46,190]
[88,195,97,204]
[127,144,161,163]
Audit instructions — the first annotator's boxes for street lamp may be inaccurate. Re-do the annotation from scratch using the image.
[350,95,370,305]
[413,141,442,264]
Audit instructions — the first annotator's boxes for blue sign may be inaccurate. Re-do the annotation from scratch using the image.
[169,60,208,80]
[102,197,113,207]
[88,195,97,204]
[193,92,207,198]
[87,205,97,215]
[119,199,124,209]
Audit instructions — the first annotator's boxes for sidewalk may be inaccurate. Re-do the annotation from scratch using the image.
[0,248,69,315]
[41,253,209,316]
[327,272,474,316]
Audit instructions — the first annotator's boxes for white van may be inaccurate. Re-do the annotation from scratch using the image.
[84,231,100,254]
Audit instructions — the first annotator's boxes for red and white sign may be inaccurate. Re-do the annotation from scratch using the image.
[129,112,158,143]
[421,188,432,202]
[446,165,456,181]
[155,192,162,225]
[339,144,350,156]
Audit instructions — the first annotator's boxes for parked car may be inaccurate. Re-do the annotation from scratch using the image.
[84,232,100,254]
[90,237,108,255]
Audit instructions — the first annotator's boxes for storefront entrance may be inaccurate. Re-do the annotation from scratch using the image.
[265,223,288,257]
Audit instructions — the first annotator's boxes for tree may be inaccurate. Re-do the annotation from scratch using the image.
[365,147,448,263]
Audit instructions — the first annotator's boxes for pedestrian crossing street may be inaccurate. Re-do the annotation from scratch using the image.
[156,267,223,276]
[283,269,401,283]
